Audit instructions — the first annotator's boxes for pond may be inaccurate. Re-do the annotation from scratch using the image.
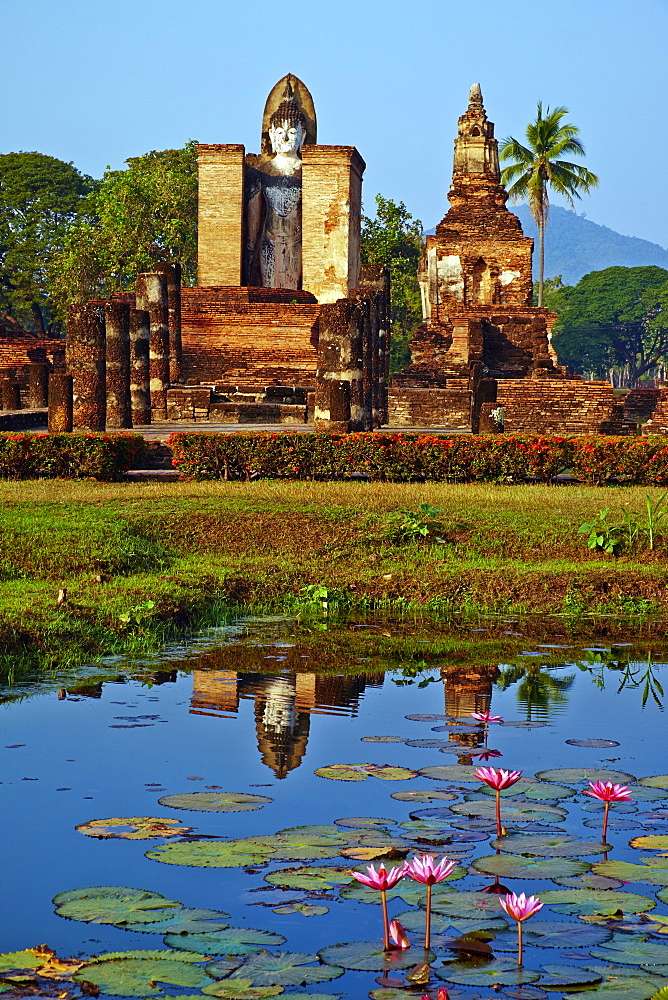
[2,616,668,1000]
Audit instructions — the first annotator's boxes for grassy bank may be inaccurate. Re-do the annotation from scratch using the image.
[2,479,668,673]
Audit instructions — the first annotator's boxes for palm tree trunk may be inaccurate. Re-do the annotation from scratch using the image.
[538,214,545,307]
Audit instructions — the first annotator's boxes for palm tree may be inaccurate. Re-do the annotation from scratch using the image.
[500,103,599,306]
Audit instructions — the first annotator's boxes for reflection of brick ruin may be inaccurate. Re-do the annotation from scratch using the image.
[440,663,499,750]
[388,85,623,436]
[191,669,383,779]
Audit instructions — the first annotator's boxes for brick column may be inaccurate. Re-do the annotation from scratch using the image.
[104,301,132,428]
[314,299,366,433]
[136,272,169,420]
[302,146,365,303]
[28,363,50,408]
[66,302,106,431]
[48,373,73,432]
[129,308,151,425]
[154,261,182,383]
[1,380,21,410]
[197,144,245,286]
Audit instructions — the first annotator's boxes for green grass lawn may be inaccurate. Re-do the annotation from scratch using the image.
[1,479,667,671]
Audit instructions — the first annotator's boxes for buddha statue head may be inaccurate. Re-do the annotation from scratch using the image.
[268,80,307,157]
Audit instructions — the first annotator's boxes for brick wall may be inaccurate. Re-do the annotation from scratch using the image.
[496,379,618,435]
[0,336,64,378]
[197,145,245,286]
[388,387,472,427]
[180,286,321,386]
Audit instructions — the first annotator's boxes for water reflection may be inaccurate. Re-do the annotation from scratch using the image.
[496,663,575,719]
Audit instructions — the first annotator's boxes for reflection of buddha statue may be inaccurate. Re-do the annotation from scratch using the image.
[244,80,305,290]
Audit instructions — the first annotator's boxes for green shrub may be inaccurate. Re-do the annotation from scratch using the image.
[0,433,146,481]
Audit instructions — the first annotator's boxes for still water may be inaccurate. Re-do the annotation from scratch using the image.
[1,616,667,998]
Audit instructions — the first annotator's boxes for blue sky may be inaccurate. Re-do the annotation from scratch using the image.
[2,0,665,247]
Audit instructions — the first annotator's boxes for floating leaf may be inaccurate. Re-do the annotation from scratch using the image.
[340,877,465,907]
[76,816,192,840]
[639,776,668,788]
[231,951,344,985]
[361,736,404,743]
[394,907,508,935]
[553,874,624,890]
[340,845,408,861]
[405,739,451,748]
[583,800,637,814]
[146,840,274,868]
[565,739,620,748]
[539,889,656,915]
[629,787,668,801]
[272,902,329,916]
[575,970,666,1000]
[436,958,539,986]
[334,816,397,829]
[73,954,209,996]
[492,835,608,857]
[120,907,231,935]
[535,768,636,783]
[419,765,480,781]
[590,939,668,965]
[592,860,668,885]
[264,866,355,891]
[165,928,286,955]
[318,940,427,972]
[538,964,603,988]
[0,949,53,973]
[430,891,505,920]
[510,919,612,949]
[451,799,567,823]
[201,980,284,998]
[391,789,457,802]
[314,763,417,781]
[474,780,575,801]
[53,886,180,925]
[631,835,668,850]
[157,792,273,813]
[472,854,591,879]
[405,713,450,721]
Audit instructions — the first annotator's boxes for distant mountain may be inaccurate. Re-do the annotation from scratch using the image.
[426,205,668,286]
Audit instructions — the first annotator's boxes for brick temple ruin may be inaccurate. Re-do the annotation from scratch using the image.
[3,77,668,436]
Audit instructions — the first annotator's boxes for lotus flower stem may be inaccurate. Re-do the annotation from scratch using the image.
[602,801,610,842]
[425,883,432,950]
[495,788,502,837]
[584,780,633,843]
[517,919,524,966]
[380,888,390,951]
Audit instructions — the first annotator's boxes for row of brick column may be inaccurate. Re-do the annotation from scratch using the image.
[51,264,181,433]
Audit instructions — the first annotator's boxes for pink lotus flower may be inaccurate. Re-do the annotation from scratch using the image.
[471,748,503,761]
[474,766,522,837]
[474,766,523,790]
[352,863,405,951]
[471,711,502,723]
[404,855,456,951]
[389,919,410,949]
[352,862,405,891]
[499,892,543,966]
[499,892,544,922]
[421,992,449,1000]
[404,854,457,886]
[584,781,633,841]
[584,781,633,803]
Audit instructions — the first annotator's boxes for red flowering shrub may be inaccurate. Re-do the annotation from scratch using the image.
[0,433,145,480]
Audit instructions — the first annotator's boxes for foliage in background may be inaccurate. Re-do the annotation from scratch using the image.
[168,431,668,486]
[361,194,423,373]
[550,266,668,384]
[0,433,145,480]
[49,143,198,319]
[0,152,96,333]
[500,103,598,306]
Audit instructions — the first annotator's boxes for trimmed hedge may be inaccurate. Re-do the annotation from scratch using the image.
[0,433,146,480]
[168,432,668,485]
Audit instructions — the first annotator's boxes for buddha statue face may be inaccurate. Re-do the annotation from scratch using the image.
[268,118,304,157]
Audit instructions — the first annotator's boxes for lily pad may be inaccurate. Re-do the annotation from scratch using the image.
[264,866,355,891]
[553,874,624,890]
[538,889,656,915]
[538,964,603,988]
[639,776,668,788]
[391,789,457,802]
[405,713,450,721]
[165,928,286,955]
[394,907,508,935]
[318,940,428,972]
[535,768,636,783]
[474,780,575,801]
[272,902,329,916]
[334,816,397,829]
[201,980,284,999]
[592,860,668,885]
[507,919,613,949]
[492,835,608,857]
[53,886,181,925]
[405,739,451,748]
[76,816,192,839]
[314,763,417,781]
[0,949,55,973]
[430,891,506,920]
[146,840,274,867]
[419,765,480,781]
[73,954,209,995]
[157,792,273,812]
[361,736,405,742]
[565,739,620,748]
[576,970,667,1000]
[120,907,231,935]
[339,877,465,908]
[630,835,668,850]
[231,951,344,985]
[590,939,668,965]
[436,958,539,986]
[472,853,591,879]
[451,799,567,823]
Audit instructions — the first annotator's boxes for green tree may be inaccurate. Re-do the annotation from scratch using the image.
[361,194,423,372]
[500,103,598,307]
[550,266,668,385]
[49,142,198,318]
[0,152,96,333]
